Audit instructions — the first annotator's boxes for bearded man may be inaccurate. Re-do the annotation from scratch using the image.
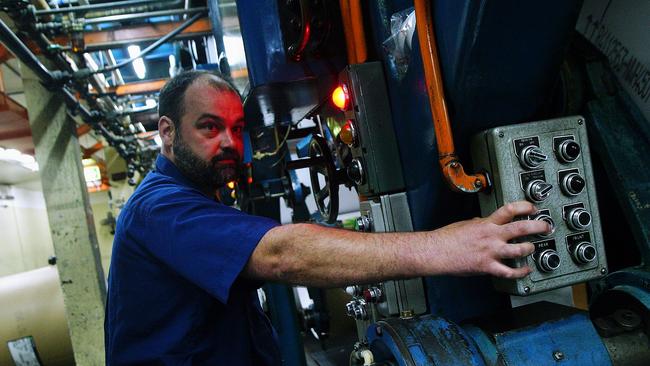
[105,71,549,365]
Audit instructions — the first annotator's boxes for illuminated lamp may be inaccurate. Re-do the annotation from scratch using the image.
[331,84,350,111]
[339,119,357,146]
[226,181,236,189]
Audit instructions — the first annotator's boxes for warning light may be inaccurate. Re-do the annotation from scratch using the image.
[340,119,356,146]
[331,85,350,111]
[247,176,253,184]
[226,181,236,189]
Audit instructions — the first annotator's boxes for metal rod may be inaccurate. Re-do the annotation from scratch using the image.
[0,18,54,84]
[35,0,170,16]
[96,11,205,74]
[84,7,208,25]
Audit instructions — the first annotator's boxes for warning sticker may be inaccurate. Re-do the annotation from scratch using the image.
[7,336,42,366]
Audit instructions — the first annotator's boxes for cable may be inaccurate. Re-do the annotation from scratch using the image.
[253,124,293,160]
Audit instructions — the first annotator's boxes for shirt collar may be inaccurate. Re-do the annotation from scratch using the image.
[155,154,199,190]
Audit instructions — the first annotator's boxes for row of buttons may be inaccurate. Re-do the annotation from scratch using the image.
[519,139,581,169]
[524,171,586,202]
[535,239,597,273]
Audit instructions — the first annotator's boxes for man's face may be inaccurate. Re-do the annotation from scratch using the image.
[171,78,245,192]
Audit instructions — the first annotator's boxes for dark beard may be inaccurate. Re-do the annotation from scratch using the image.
[172,134,241,193]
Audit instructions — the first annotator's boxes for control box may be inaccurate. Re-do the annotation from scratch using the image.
[471,116,607,295]
[346,193,427,339]
[338,62,405,197]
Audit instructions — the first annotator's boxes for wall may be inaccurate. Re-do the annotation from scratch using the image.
[0,181,55,277]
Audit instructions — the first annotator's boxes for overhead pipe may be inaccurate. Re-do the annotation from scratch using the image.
[93,11,206,74]
[414,0,489,193]
[0,17,54,85]
[84,7,208,25]
[34,0,171,16]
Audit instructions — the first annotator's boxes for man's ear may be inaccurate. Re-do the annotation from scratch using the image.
[158,116,175,149]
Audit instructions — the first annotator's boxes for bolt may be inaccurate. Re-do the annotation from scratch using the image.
[474,179,483,188]
[524,286,531,294]
[47,256,57,265]
[553,351,564,361]
[601,267,607,275]
[578,119,584,125]
[375,326,383,336]
[498,131,504,138]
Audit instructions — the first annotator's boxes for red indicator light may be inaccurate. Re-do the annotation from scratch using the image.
[332,85,350,111]
[247,176,253,184]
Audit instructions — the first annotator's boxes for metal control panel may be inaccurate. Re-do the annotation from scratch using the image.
[471,116,608,295]
[345,193,427,339]
[338,62,405,197]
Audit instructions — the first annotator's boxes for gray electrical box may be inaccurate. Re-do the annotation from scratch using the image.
[339,62,405,197]
[346,193,427,340]
[471,116,608,295]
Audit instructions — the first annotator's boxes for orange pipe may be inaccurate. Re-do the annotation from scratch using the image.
[339,0,357,64]
[349,0,367,63]
[414,0,489,193]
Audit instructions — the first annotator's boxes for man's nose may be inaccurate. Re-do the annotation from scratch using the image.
[220,129,236,148]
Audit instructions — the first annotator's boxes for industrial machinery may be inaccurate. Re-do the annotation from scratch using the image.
[0,0,648,365]
[231,0,650,364]
[471,116,607,296]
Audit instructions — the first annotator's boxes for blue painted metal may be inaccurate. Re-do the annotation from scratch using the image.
[462,325,498,366]
[263,284,307,366]
[295,135,312,158]
[592,268,650,309]
[366,315,486,366]
[493,313,611,365]
[365,0,584,322]
[207,0,231,76]
[366,0,509,322]
[235,0,346,88]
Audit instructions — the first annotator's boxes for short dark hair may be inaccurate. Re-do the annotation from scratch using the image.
[158,70,240,128]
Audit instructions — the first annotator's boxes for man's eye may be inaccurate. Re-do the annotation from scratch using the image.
[205,124,217,130]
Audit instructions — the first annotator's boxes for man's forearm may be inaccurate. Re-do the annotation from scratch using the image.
[245,223,431,287]
[244,202,550,287]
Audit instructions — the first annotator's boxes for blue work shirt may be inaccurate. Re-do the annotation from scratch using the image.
[105,154,281,365]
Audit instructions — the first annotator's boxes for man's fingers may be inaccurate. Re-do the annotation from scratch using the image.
[500,220,550,240]
[497,242,535,259]
[487,201,537,225]
[489,262,533,279]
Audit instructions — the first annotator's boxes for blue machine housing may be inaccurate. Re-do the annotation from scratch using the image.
[367,302,611,365]
[230,0,649,364]
[365,0,584,321]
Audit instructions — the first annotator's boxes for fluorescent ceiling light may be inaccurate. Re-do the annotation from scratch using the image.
[127,45,146,80]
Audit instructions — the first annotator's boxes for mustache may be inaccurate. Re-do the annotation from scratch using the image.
[211,149,241,164]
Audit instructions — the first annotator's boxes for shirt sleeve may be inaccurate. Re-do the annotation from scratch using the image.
[140,188,279,304]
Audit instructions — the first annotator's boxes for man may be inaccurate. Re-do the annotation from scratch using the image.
[105,71,549,365]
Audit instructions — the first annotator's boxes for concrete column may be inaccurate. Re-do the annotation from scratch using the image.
[22,62,106,365]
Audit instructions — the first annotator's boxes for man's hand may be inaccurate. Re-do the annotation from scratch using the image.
[247,201,550,287]
[425,201,549,279]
